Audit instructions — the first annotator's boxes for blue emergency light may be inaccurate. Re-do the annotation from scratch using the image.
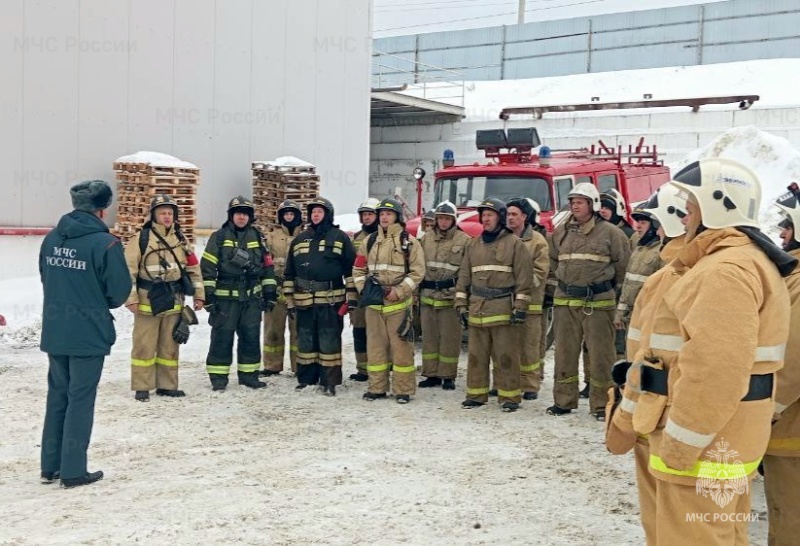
[443,149,455,168]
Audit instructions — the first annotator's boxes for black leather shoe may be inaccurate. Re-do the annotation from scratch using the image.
[238,372,266,389]
[579,384,590,399]
[349,372,369,382]
[60,470,103,489]
[259,369,281,377]
[41,471,60,484]
[210,375,228,392]
[363,392,387,401]
[134,391,149,402]
[502,402,520,413]
[462,399,485,409]
[156,389,185,397]
[488,389,498,397]
[592,409,606,422]
[546,405,572,416]
[396,395,410,404]
[523,391,538,401]
[441,379,456,390]
[295,383,309,391]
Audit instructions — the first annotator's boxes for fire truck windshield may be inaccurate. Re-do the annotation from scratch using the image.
[434,175,552,210]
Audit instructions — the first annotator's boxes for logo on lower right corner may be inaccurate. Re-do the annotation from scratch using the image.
[695,439,749,508]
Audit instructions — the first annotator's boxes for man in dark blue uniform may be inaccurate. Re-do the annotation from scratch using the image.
[39,180,131,488]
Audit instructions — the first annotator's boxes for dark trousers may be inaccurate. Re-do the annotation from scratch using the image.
[206,299,262,375]
[296,305,344,386]
[41,354,104,480]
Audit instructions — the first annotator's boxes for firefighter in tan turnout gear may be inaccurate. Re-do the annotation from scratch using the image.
[506,197,549,400]
[353,198,425,404]
[763,186,800,545]
[260,199,302,376]
[124,195,205,401]
[455,198,533,413]
[604,184,687,543]
[348,198,380,382]
[613,205,664,335]
[548,182,630,420]
[417,201,471,390]
[620,159,794,544]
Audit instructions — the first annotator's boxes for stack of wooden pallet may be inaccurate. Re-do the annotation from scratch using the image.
[112,152,200,244]
[252,157,320,233]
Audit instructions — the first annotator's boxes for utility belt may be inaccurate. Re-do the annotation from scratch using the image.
[295,278,344,293]
[420,278,456,291]
[137,277,182,293]
[558,279,615,298]
[471,285,514,300]
[642,368,773,402]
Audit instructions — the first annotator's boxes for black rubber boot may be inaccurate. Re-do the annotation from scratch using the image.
[134,391,150,402]
[579,384,590,399]
[40,471,60,484]
[592,409,606,422]
[462,399,485,409]
[523,391,538,400]
[259,369,280,377]
[488,389,498,397]
[237,371,266,389]
[363,392,387,401]
[418,377,442,388]
[156,389,185,397]
[209,374,228,392]
[441,379,456,390]
[502,402,520,413]
[396,395,410,404]
[349,372,369,382]
[60,470,103,489]
[546,405,572,416]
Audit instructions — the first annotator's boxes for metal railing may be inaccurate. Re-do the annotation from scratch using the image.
[372,50,465,108]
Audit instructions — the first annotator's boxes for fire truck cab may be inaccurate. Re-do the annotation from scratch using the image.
[407,127,671,237]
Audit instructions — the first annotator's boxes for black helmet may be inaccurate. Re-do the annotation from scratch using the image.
[434,201,458,220]
[630,207,660,230]
[278,199,302,219]
[227,195,255,223]
[477,197,508,226]
[376,198,405,224]
[306,197,334,222]
[505,197,534,223]
[423,209,435,221]
[150,194,179,222]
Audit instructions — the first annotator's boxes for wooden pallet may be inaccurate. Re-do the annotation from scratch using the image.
[252,161,316,174]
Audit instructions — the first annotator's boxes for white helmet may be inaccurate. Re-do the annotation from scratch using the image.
[434,200,458,220]
[567,182,601,212]
[525,198,541,226]
[775,189,800,244]
[640,184,687,238]
[669,158,761,229]
[357,197,381,214]
[600,188,627,217]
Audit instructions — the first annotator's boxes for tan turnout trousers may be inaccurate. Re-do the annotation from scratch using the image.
[763,455,800,546]
[262,300,297,373]
[365,306,416,396]
[466,324,522,405]
[420,304,461,380]
[520,313,543,394]
[131,312,181,391]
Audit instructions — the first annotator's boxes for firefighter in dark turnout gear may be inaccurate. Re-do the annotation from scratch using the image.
[283,197,356,395]
[260,199,302,376]
[40,180,131,488]
[349,197,380,381]
[455,198,533,413]
[201,196,277,391]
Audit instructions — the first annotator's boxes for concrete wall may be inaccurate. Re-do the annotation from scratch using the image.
[370,107,800,211]
[0,0,372,228]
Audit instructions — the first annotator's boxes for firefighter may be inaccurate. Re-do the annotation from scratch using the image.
[349,197,381,382]
[623,159,793,544]
[417,209,435,240]
[454,198,533,413]
[260,199,302,377]
[283,197,356,395]
[39,180,131,488]
[352,198,425,404]
[763,190,800,545]
[201,196,277,391]
[613,205,663,343]
[599,188,635,238]
[506,197,549,400]
[548,182,630,420]
[605,184,688,544]
[418,201,471,390]
[124,195,205,401]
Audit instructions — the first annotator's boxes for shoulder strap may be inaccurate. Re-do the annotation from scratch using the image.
[149,228,187,276]
[366,231,378,255]
[139,226,150,256]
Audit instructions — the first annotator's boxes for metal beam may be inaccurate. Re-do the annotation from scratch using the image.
[499,95,760,120]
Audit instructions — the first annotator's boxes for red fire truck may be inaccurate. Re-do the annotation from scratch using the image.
[406,127,671,236]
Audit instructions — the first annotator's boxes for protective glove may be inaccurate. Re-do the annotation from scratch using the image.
[346,290,358,312]
[542,293,554,308]
[205,293,218,314]
[510,309,527,326]
[172,317,190,344]
[287,306,296,321]
[457,307,469,330]
[260,296,275,313]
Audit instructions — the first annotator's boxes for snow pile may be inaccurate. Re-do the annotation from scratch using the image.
[255,156,316,169]
[667,125,800,234]
[334,213,362,233]
[403,59,800,121]
[114,151,198,169]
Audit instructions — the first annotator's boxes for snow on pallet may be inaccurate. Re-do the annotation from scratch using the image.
[252,156,320,234]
